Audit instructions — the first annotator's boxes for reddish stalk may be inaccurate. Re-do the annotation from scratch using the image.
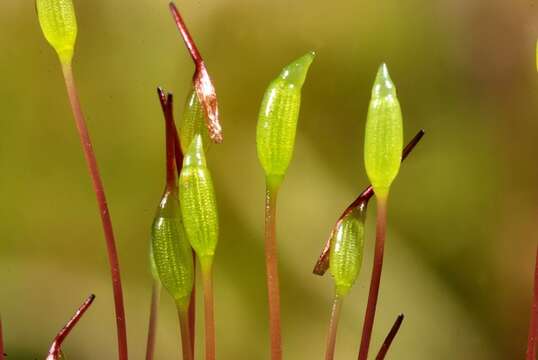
[177,307,194,360]
[0,315,5,360]
[324,296,343,360]
[375,314,404,360]
[357,198,388,360]
[526,245,538,360]
[47,295,96,360]
[313,129,425,276]
[157,88,196,358]
[61,63,128,360]
[145,280,162,360]
[201,260,216,360]
[168,2,223,144]
[265,185,282,360]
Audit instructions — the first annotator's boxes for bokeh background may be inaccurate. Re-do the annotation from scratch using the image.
[1,0,537,359]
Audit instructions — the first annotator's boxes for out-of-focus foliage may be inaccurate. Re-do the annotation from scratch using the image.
[0,0,536,358]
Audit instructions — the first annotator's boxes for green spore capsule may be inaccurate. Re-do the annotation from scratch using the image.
[329,209,365,297]
[151,191,194,309]
[36,0,78,64]
[364,63,404,198]
[179,135,219,269]
[256,52,315,188]
[179,89,211,154]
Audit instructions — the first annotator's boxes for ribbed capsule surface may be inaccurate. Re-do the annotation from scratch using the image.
[151,191,194,309]
[364,63,404,198]
[179,135,219,262]
[256,52,315,187]
[179,89,211,154]
[329,209,365,297]
[36,0,78,64]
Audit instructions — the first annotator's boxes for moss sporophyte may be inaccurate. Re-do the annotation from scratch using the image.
[36,0,128,358]
[324,208,366,360]
[256,52,315,360]
[150,90,194,360]
[358,63,404,360]
[25,1,448,359]
[317,130,424,360]
[313,130,424,277]
[179,134,219,360]
[166,4,223,360]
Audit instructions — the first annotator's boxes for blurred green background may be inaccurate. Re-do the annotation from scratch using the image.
[1,0,537,358]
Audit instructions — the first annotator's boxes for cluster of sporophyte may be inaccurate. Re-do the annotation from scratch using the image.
[256,49,426,359]
[30,0,422,359]
[0,0,533,359]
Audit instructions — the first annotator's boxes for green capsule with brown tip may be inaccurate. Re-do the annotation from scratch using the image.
[256,52,315,188]
[179,89,211,154]
[364,63,404,198]
[179,135,219,269]
[36,0,78,64]
[151,191,194,309]
[329,208,366,297]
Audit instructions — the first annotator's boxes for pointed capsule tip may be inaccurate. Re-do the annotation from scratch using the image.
[379,62,388,74]
[279,51,316,87]
[373,63,396,97]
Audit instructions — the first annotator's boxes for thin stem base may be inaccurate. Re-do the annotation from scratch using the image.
[61,63,128,360]
[201,260,216,360]
[264,185,282,360]
[178,307,193,360]
[358,197,388,360]
[145,281,162,360]
[526,245,538,360]
[325,295,343,360]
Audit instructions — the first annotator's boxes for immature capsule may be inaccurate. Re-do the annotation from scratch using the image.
[364,63,404,198]
[179,89,211,154]
[256,52,315,188]
[179,135,219,269]
[151,191,194,309]
[329,208,366,297]
[36,0,78,64]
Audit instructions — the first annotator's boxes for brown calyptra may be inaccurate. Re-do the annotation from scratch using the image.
[169,3,223,144]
